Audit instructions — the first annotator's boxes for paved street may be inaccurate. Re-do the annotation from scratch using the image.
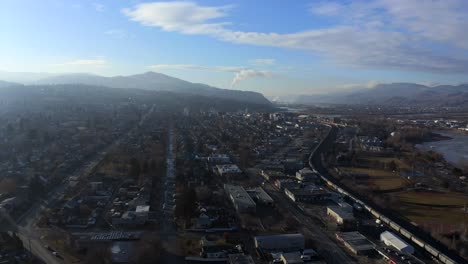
[159,128,185,264]
[261,181,355,264]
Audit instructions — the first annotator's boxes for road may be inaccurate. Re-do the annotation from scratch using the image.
[159,127,185,264]
[261,181,355,264]
[14,104,156,264]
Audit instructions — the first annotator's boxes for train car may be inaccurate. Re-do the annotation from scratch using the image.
[364,204,373,212]
[438,253,457,264]
[380,216,391,225]
[424,244,440,258]
[399,228,412,240]
[411,236,425,248]
[389,221,401,232]
[370,209,381,219]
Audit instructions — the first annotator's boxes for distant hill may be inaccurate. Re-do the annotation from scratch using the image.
[289,83,468,107]
[33,72,271,105]
[0,84,273,112]
[0,80,21,88]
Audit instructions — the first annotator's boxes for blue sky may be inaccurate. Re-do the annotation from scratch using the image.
[1,0,468,96]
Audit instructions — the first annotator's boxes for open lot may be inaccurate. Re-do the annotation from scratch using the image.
[363,157,411,170]
[391,191,468,234]
[396,191,468,207]
[340,167,407,191]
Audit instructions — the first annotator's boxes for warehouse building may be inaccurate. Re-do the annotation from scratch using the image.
[280,252,304,264]
[295,167,317,182]
[327,206,355,227]
[284,187,330,203]
[246,187,274,205]
[224,184,256,213]
[380,231,414,254]
[336,232,375,255]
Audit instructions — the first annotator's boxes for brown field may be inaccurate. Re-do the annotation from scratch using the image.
[396,191,468,207]
[340,167,407,190]
[399,206,468,227]
[392,191,468,233]
[364,157,411,170]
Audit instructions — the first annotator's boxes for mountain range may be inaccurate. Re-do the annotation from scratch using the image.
[0,72,271,106]
[287,83,468,107]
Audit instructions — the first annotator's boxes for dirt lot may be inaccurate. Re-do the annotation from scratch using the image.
[340,167,407,191]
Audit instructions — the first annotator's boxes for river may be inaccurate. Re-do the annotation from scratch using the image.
[416,130,468,166]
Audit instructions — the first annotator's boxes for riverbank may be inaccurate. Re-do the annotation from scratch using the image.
[416,130,468,166]
[410,131,452,145]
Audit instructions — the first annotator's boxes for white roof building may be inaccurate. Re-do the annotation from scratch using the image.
[380,231,414,254]
[216,164,242,176]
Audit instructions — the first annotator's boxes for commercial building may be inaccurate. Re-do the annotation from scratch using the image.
[336,232,375,255]
[260,170,287,181]
[380,231,414,254]
[327,206,355,226]
[285,186,330,203]
[135,205,150,223]
[280,252,304,264]
[295,168,317,182]
[224,184,256,213]
[216,164,242,177]
[246,187,274,205]
[207,154,231,164]
[254,233,305,252]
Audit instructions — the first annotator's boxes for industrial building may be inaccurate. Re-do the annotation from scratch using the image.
[327,206,355,226]
[284,186,330,203]
[280,252,304,264]
[224,184,256,213]
[254,233,305,252]
[216,164,242,177]
[246,187,274,205]
[380,231,414,254]
[295,167,317,182]
[336,232,375,255]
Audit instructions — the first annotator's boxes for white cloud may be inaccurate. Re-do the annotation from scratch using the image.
[309,2,343,16]
[93,3,105,12]
[148,64,272,87]
[59,58,107,66]
[418,81,440,87]
[249,58,275,66]
[231,69,272,87]
[380,0,468,49]
[124,1,468,73]
[122,2,232,35]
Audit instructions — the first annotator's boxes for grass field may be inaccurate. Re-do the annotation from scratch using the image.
[341,167,395,177]
[396,191,468,206]
[364,157,411,170]
[399,206,468,227]
[340,166,406,190]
